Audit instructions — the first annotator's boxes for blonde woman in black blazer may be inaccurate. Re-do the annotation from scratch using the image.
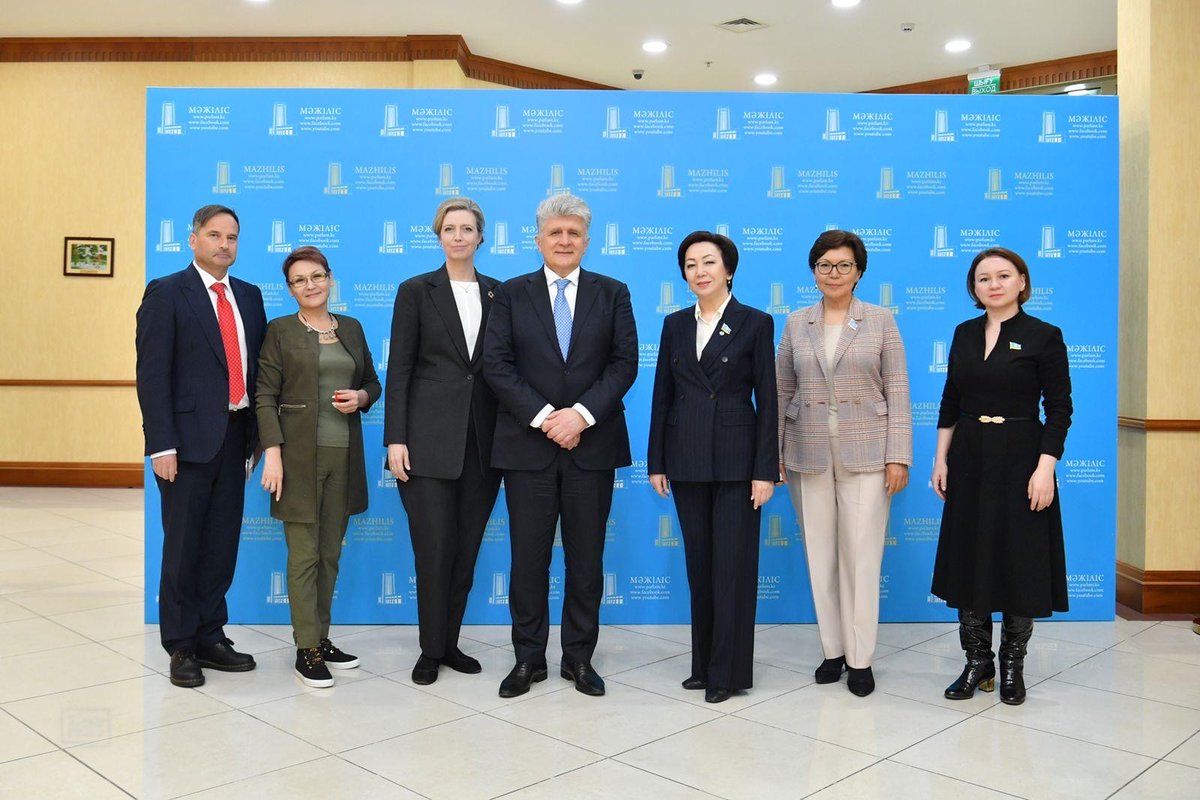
[647,231,778,704]
[256,246,381,689]
[385,197,501,686]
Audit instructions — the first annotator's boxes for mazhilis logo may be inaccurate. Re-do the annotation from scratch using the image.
[157,102,183,135]
[767,165,791,199]
[763,514,790,547]
[380,103,406,137]
[713,107,737,140]
[489,572,509,605]
[930,340,949,373]
[654,515,680,547]
[378,572,404,605]
[766,282,790,315]
[547,164,570,196]
[267,220,292,254]
[212,161,237,194]
[491,222,516,255]
[876,167,901,199]
[435,163,460,196]
[378,460,396,489]
[930,224,955,257]
[601,572,624,605]
[931,109,955,142]
[657,165,682,198]
[492,105,517,138]
[656,282,681,314]
[821,108,846,141]
[879,283,899,315]
[601,223,626,256]
[377,338,390,373]
[324,162,348,196]
[268,103,293,136]
[1038,110,1062,143]
[984,167,1008,200]
[602,106,627,139]
[1037,226,1062,258]
[266,571,289,605]
[156,219,182,253]
[379,221,404,254]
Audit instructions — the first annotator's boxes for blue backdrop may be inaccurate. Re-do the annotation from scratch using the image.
[145,88,1118,624]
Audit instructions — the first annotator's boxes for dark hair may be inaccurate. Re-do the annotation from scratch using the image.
[676,230,739,287]
[966,247,1032,309]
[808,229,867,275]
[192,204,239,231]
[281,246,331,280]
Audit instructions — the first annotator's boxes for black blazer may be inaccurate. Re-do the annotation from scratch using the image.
[384,265,500,480]
[136,264,267,462]
[482,267,638,472]
[647,297,778,483]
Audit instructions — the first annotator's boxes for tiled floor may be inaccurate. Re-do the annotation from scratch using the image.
[2,487,1199,799]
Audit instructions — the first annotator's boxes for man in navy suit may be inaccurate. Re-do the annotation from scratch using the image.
[483,194,637,698]
[136,204,266,687]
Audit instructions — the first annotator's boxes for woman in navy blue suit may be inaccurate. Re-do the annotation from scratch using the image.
[647,231,778,703]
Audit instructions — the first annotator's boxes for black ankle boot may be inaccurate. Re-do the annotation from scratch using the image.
[999,614,1033,705]
[944,609,996,700]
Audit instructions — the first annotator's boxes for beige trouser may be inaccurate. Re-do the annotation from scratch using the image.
[787,412,890,669]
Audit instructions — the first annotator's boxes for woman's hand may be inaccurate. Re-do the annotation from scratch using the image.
[332,388,367,415]
[884,463,909,497]
[388,444,411,482]
[261,446,283,501]
[649,474,670,498]
[931,459,948,501]
[751,479,775,510]
[1028,456,1058,512]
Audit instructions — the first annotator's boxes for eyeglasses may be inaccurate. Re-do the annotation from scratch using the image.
[288,271,329,289]
[814,261,857,275]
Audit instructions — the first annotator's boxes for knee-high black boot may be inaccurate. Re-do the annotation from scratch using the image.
[999,614,1033,705]
[944,609,995,700]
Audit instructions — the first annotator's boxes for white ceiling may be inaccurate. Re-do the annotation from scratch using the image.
[1,0,1117,92]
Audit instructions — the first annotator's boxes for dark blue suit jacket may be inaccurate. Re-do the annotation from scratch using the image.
[482,267,637,472]
[136,264,267,462]
[647,297,778,483]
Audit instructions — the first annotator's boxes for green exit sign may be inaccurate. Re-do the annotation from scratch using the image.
[969,69,1001,95]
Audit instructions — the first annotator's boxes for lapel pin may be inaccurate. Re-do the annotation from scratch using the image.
[720,322,732,336]
[487,290,494,299]
[1009,341,1022,350]
[847,318,859,331]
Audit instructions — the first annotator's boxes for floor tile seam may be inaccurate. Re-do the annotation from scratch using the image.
[608,623,692,647]
[614,758,732,799]
[871,686,996,717]
[0,705,60,760]
[1107,647,1200,671]
[58,742,140,799]
[725,707,948,760]
[793,757,889,799]
[5,590,145,618]
[0,549,74,573]
[314,753,436,800]
[0,614,94,654]
[977,713,1164,762]
[1100,759,1171,800]
[93,638,170,675]
[335,710,495,758]
[0,637,156,675]
[878,757,1030,799]
[27,705,237,751]
[878,712,984,765]
[372,666,560,713]
[226,704,348,759]
[480,705,620,759]
[600,714,733,759]
[237,624,299,645]
[595,649,695,680]
[47,599,145,629]
[1049,672,1200,713]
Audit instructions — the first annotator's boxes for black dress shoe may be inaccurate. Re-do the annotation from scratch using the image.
[847,666,875,697]
[442,648,482,675]
[814,656,846,684]
[560,661,606,696]
[195,638,255,672]
[681,676,707,690]
[412,654,440,685]
[169,650,204,688]
[704,687,731,704]
[499,661,547,697]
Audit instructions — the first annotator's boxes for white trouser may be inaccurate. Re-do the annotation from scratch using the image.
[787,412,890,669]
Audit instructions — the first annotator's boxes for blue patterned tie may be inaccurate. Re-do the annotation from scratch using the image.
[553,278,572,360]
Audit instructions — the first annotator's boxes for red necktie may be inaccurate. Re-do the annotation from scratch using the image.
[210,283,245,406]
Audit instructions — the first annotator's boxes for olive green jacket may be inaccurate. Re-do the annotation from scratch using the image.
[255,314,382,523]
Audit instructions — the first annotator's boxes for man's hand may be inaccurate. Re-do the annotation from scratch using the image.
[152,453,178,483]
[388,443,412,482]
[542,408,587,447]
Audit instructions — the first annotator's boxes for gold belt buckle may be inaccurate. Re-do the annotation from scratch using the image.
[978,415,1006,424]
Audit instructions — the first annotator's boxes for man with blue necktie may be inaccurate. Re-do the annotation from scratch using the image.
[482,194,637,698]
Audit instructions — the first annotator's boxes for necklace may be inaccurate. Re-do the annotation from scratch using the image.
[298,311,339,343]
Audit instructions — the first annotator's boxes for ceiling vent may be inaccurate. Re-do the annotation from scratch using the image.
[717,18,770,33]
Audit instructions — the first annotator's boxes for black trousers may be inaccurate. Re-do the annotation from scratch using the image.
[398,421,500,659]
[504,450,614,667]
[671,480,761,691]
[157,410,248,655]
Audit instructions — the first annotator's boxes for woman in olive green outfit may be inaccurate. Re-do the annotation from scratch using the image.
[256,245,381,688]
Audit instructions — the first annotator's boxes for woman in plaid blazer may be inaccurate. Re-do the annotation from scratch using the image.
[776,229,912,697]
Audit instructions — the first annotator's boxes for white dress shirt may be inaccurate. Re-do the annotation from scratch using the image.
[530,265,595,429]
[695,293,733,360]
[449,279,482,358]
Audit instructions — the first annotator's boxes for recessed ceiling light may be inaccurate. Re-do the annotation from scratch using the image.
[945,39,972,53]
[557,0,584,5]
[1062,83,1087,93]
[831,0,861,8]
[642,39,668,54]
[754,73,778,87]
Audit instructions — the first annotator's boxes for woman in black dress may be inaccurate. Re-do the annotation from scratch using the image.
[930,247,1071,706]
